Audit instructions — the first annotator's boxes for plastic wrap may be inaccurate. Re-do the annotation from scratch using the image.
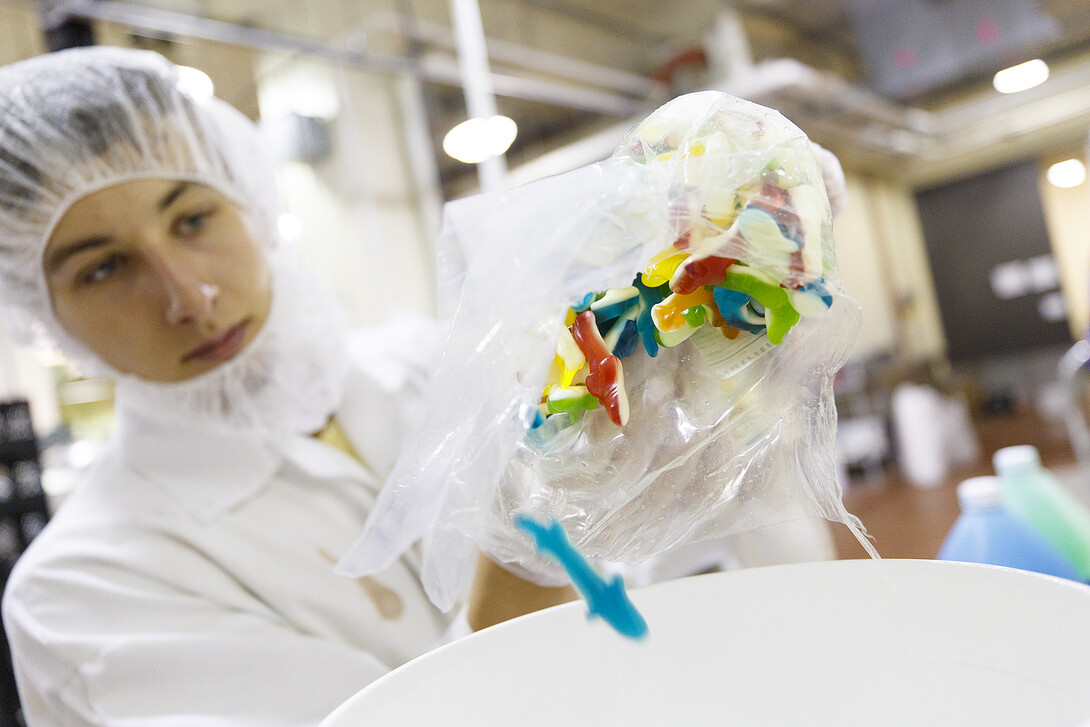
[339,91,875,610]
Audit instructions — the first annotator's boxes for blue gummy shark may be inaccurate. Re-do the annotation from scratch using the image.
[514,515,648,640]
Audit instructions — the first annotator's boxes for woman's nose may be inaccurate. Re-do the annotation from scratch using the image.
[166,281,220,327]
[151,256,219,327]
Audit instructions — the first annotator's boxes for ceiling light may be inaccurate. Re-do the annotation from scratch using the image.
[992,59,1049,94]
[443,115,518,164]
[1046,159,1086,188]
[177,66,214,99]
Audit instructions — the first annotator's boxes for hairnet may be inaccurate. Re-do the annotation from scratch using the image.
[0,47,349,439]
[0,45,279,352]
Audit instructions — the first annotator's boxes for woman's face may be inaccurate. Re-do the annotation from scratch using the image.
[44,179,272,382]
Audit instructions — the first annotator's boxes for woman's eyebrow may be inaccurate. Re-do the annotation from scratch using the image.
[158,181,190,211]
[46,183,192,276]
[44,236,112,275]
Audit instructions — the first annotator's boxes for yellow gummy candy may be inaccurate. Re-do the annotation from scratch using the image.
[643,249,688,287]
[685,141,706,157]
[562,367,583,389]
[542,358,562,396]
[555,326,586,388]
[550,355,564,379]
[556,326,585,368]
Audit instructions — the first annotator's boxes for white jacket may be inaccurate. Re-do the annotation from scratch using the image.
[2,323,454,726]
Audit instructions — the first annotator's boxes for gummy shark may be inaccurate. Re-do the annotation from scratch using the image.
[514,515,648,640]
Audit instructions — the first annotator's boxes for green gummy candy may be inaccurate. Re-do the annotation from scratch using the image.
[547,388,599,422]
[719,269,800,345]
[681,305,707,328]
[655,324,698,348]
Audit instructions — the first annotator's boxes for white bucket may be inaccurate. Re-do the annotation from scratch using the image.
[322,559,1090,726]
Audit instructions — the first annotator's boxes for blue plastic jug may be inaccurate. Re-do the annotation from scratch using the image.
[938,476,1082,582]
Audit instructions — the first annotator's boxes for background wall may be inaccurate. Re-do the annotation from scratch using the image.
[0,2,40,64]
[258,58,440,326]
[832,173,947,363]
[1039,158,1090,340]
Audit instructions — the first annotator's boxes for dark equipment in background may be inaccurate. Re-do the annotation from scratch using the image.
[43,16,94,52]
[914,159,1072,363]
[34,0,97,52]
[851,0,1058,99]
[0,400,51,726]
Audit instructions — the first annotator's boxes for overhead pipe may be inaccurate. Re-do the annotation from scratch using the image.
[718,58,940,137]
[507,51,1090,184]
[704,8,753,82]
[448,0,506,192]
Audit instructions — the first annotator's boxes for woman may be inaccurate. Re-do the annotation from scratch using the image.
[0,46,568,726]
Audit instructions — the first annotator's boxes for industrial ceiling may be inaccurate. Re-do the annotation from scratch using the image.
[17,0,1090,191]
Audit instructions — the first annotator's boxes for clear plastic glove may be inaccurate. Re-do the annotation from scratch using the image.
[339,92,873,610]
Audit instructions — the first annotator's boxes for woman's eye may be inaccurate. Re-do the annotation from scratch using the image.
[174,209,212,237]
[81,254,124,285]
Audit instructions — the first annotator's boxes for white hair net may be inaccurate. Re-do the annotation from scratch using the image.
[0,46,278,348]
[0,47,348,437]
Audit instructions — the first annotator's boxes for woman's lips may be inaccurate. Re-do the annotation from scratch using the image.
[183,321,250,364]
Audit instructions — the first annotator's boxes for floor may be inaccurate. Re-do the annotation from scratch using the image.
[831,410,1086,561]
[832,465,981,560]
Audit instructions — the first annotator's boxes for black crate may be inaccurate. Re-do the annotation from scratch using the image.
[0,403,36,464]
[0,400,48,724]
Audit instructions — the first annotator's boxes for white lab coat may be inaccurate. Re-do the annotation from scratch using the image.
[2,322,456,726]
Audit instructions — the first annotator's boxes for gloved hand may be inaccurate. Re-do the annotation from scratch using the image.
[810,141,848,218]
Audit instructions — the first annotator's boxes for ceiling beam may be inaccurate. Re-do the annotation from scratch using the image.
[42,0,648,116]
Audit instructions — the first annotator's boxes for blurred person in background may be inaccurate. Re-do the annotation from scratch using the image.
[0,46,570,727]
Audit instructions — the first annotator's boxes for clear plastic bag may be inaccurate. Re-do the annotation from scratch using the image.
[339,91,874,610]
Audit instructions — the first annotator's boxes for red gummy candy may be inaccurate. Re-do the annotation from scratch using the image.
[569,311,629,426]
[670,254,736,295]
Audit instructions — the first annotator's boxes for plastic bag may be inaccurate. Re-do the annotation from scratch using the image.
[339,91,874,610]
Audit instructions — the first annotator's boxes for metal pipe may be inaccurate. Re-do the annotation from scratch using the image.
[449,0,506,192]
[719,58,940,136]
[705,8,753,83]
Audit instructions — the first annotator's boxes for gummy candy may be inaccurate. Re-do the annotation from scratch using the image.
[604,316,640,358]
[570,311,630,427]
[590,286,640,322]
[712,287,766,335]
[717,268,800,345]
[633,274,664,358]
[652,287,727,333]
[528,93,837,430]
[546,385,599,422]
[670,254,736,295]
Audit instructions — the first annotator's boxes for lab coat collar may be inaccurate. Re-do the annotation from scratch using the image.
[110,349,416,524]
[114,403,375,524]
[115,407,284,523]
